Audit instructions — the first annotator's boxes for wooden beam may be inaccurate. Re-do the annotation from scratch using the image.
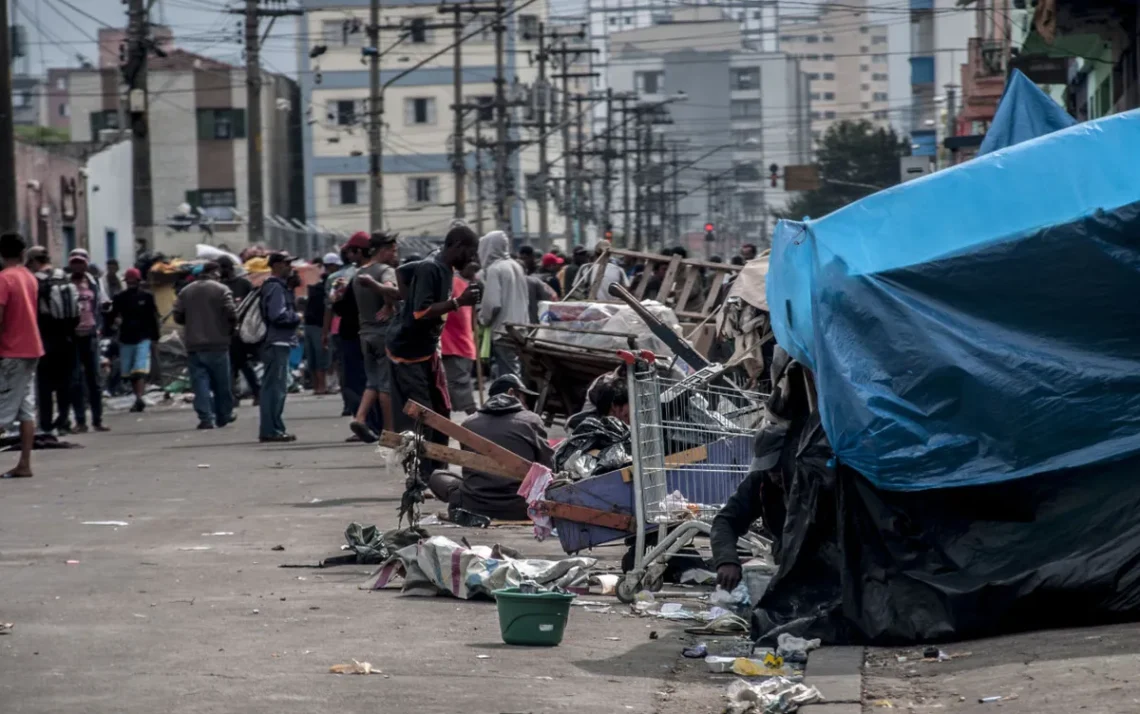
[588,250,609,301]
[657,253,683,303]
[402,401,532,480]
[537,500,635,531]
[378,431,524,481]
[703,272,726,313]
[675,265,699,314]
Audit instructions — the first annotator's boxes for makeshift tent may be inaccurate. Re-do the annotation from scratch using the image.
[978,69,1076,155]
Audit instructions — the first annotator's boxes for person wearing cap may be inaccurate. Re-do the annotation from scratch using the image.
[173,261,238,430]
[576,239,629,301]
[67,249,110,432]
[477,230,530,378]
[427,374,553,521]
[259,252,302,442]
[387,224,481,481]
[347,231,401,442]
[106,267,159,413]
[559,245,591,298]
[218,256,260,406]
[303,253,340,396]
[324,232,370,420]
[539,252,564,298]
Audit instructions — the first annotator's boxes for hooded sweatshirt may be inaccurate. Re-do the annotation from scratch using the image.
[477,231,530,334]
[456,394,554,520]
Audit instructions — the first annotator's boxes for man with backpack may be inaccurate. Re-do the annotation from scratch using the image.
[28,247,77,434]
[219,256,260,407]
[173,261,237,430]
[67,249,110,433]
[259,252,302,443]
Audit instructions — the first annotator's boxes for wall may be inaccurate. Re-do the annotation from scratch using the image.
[85,141,134,269]
[14,141,87,263]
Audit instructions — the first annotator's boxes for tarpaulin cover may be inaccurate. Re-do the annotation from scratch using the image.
[977,69,1076,155]
[766,110,1140,491]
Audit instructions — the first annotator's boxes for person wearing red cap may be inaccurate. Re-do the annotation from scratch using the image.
[107,267,160,413]
[539,252,564,298]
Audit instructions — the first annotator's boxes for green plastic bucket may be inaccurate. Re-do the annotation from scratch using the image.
[493,588,576,646]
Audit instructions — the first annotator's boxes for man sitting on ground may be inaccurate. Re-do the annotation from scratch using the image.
[428,374,554,522]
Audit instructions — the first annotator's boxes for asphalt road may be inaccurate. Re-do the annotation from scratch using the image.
[0,394,715,714]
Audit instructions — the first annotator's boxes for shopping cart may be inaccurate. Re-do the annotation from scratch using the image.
[615,350,770,603]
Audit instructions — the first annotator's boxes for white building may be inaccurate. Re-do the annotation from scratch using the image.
[85,140,134,269]
[297,0,567,245]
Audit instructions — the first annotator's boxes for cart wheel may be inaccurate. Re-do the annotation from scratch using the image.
[615,574,642,604]
[644,572,665,593]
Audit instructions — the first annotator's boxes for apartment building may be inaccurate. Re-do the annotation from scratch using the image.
[779,1,892,145]
[296,0,566,244]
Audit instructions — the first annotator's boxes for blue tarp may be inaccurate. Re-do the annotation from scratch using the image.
[978,69,1076,155]
[767,111,1140,491]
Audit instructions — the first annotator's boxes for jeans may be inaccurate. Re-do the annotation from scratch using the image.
[189,350,234,426]
[71,334,103,427]
[37,336,74,432]
[491,339,521,379]
[339,336,365,417]
[259,344,291,438]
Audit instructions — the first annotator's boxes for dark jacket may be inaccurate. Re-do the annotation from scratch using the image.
[173,278,236,353]
[261,275,301,346]
[108,287,160,345]
[457,394,554,520]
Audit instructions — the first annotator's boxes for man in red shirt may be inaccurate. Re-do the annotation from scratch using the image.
[0,233,45,478]
[441,261,479,415]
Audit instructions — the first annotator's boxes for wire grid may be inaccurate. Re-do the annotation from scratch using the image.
[637,367,769,523]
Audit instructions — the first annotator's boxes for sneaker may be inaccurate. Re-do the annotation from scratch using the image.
[93,424,111,433]
[259,433,293,443]
[217,413,238,427]
[349,421,378,444]
[73,424,88,434]
[197,421,215,430]
[129,400,146,413]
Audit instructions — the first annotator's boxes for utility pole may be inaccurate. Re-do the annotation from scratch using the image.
[657,132,667,248]
[368,0,382,231]
[574,94,587,238]
[559,44,573,245]
[125,0,154,250]
[535,24,549,248]
[617,96,632,246]
[671,144,680,240]
[0,0,17,232]
[601,88,613,234]
[633,116,643,251]
[230,1,302,242]
[474,113,485,235]
[492,0,509,230]
[451,14,465,219]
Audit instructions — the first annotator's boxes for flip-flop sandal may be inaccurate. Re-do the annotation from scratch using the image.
[1,472,32,479]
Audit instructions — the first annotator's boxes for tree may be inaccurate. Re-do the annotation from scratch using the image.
[14,125,70,145]
[781,120,910,221]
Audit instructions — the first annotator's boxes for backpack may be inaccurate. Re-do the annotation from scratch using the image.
[37,268,79,323]
[236,285,267,345]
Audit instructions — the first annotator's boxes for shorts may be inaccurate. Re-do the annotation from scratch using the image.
[302,324,330,371]
[119,340,152,378]
[361,331,391,392]
[0,357,38,425]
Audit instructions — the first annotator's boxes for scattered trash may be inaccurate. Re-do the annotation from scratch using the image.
[271,545,285,551]
[572,599,610,607]
[680,568,717,585]
[583,606,613,614]
[649,630,658,640]
[682,643,708,659]
[710,582,751,610]
[65,560,79,565]
[308,498,322,504]
[0,623,12,635]
[705,656,736,673]
[197,464,210,469]
[476,654,491,659]
[731,653,785,677]
[329,660,381,675]
[871,700,894,708]
[923,646,939,659]
[82,521,129,527]
[592,573,620,595]
[178,546,212,551]
[606,636,621,641]
[980,696,1003,704]
[419,514,442,526]
[776,633,821,664]
[251,609,260,615]
[340,523,428,565]
[896,656,908,663]
[202,532,234,536]
[724,677,823,714]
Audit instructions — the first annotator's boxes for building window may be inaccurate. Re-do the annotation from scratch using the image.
[404,97,436,125]
[860,26,869,33]
[652,12,671,25]
[804,35,818,43]
[861,83,870,90]
[860,64,869,71]
[873,110,889,120]
[333,99,358,126]
[733,128,761,145]
[59,103,68,117]
[330,179,364,206]
[824,111,836,119]
[624,16,632,25]
[873,54,887,62]
[873,92,889,101]
[805,53,820,60]
[873,73,888,81]
[822,72,835,80]
[609,17,617,26]
[732,67,759,90]
[407,176,439,204]
[812,130,821,141]
[810,111,821,120]
[407,17,430,43]
[780,35,796,42]
[861,102,870,109]
[823,92,835,100]
[635,71,664,94]
[56,76,65,90]
[519,14,540,39]
[753,11,761,19]
[873,36,887,45]
[197,109,247,140]
[730,100,761,118]
[810,92,820,100]
[105,229,117,262]
[89,110,121,138]
[807,72,820,80]
[822,54,834,61]
[184,189,238,220]
[822,35,834,43]
[322,18,364,46]
[860,45,869,53]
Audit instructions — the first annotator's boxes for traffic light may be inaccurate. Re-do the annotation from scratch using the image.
[704,223,715,242]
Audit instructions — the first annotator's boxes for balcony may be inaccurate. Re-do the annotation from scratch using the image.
[958,37,1008,125]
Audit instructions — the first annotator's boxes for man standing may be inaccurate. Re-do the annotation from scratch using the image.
[348,232,400,443]
[387,225,480,481]
[259,252,301,443]
[28,248,76,434]
[440,261,479,416]
[218,256,259,406]
[68,250,109,433]
[325,233,369,419]
[427,374,554,521]
[0,233,44,479]
[107,268,159,413]
[477,230,529,377]
[304,254,338,395]
[516,245,539,275]
[100,258,123,299]
[559,245,589,298]
[739,244,757,262]
[578,240,629,301]
[173,261,237,430]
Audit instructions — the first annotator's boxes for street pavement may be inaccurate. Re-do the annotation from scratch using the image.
[0,394,739,713]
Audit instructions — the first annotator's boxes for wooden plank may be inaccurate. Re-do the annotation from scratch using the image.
[377,431,524,481]
[402,401,532,480]
[656,253,683,303]
[537,500,635,531]
[675,266,699,314]
[619,445,709,482]
[703,272,726,313]
[609,247,742,273]
[633,259,652,299]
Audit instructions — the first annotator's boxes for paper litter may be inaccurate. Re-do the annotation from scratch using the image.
[725,677,823,714]
[82,521,129,527]
[776,633,821,664]
[329,660,381,675]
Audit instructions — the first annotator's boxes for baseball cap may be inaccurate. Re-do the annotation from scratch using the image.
[322,252,343,266]
[488,374,539,398]
[370,231,398,248]
[572,245,588,255]
[345,231,370,250]
[541,252,564,268]
[124,267,142,281]
[267,251,295,267]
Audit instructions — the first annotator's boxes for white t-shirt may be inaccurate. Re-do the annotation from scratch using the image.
[583,261,629,301]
